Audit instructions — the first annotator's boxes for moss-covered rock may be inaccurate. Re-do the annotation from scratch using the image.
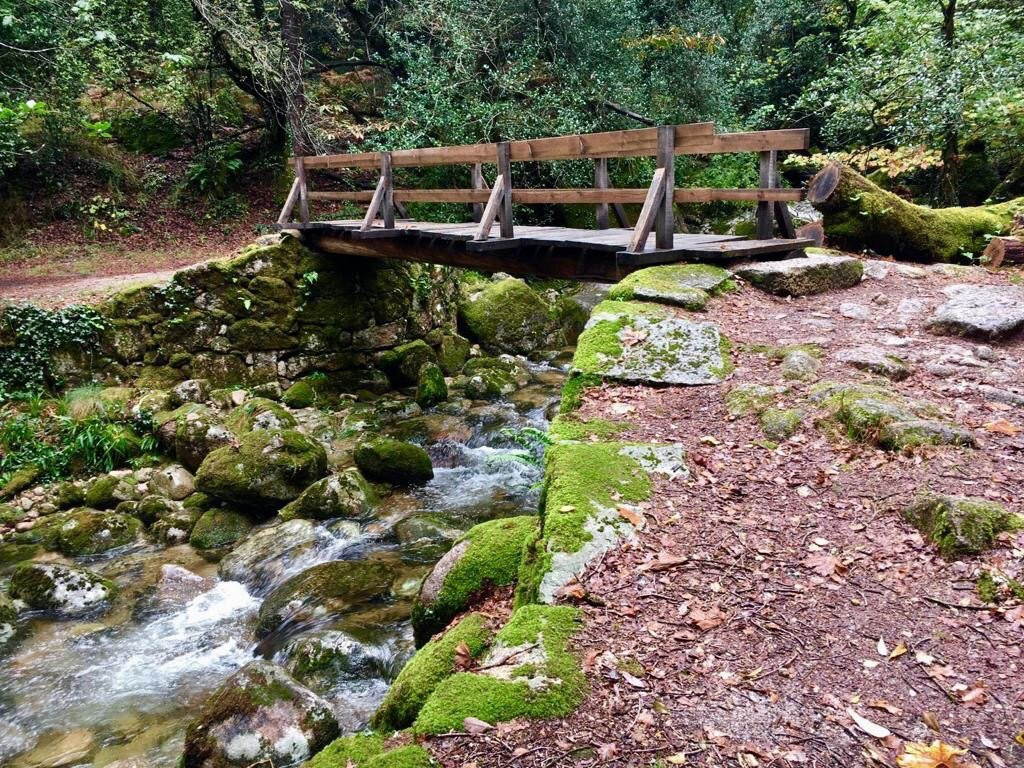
[217,518,321,588]
[1,464,41,500]
[735,251,864,296]
[459,278,556,355]
[285,630,388,690]
[354,438,433,486]
[724,384,786,418]
[47,507,143,555]
[279,470,375,522]
[0,590,15,624]
[196,429,328,513]
[189,508,252,555]
[135,494,185,525]
[148,463,196,501]
[54,481,86,509]
[606,263,734,309]
[413,604,584,734]
[182,659,339,768]
[256,560,394,637]
[9,562,116,617]
[154,404,237,471]
[373,612,492,731]
[380,339,436,385]
[307,735,433,768]
[436,332,471,375]
[759,408,802,441]
[901,494,1018,558]
[224,397,297,434]
[462,363,517,400]
[415,362,448,407]
[281,380,316,408]
[548,416,631,442]
[412,516,537,645]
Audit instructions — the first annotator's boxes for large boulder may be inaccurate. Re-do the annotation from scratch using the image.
[189,508,253,556]
[218,518,323,590]
[380,339,436,385]
[9,563,116,617]
[196,429,328,513]
[734,251,863,296]
[148,464,196,500]
[182,659,339,768]
[155,404,237,471]
[459,278,556,355]
[926,284,1024,340]
[38,507,143,556]
[354,438,433,486]
[279,470,375,522]
[256,560,394,638]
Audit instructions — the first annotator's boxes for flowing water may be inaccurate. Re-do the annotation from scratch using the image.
[0,359,565,767]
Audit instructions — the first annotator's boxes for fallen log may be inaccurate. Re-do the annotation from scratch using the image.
[983,236,1024,268]
[807,163,1024,263]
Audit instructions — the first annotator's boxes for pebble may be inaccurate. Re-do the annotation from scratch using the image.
[231,389,248,406]
[862,260,891,280]
[974,345,997,362]
[839,302,870,320]
[870,293,889,305]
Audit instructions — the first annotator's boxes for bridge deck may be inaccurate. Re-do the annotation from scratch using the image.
[290,219,814,282]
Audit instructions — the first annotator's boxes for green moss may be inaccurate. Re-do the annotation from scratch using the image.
[281,380,316,408]
[559,372,603,414]
[745,342,823,360]
[223,397,297,433]
[976,569,1024,604]
[572,314,627,374]
[548,416,631,442]
[1,465,40,500]
[902,495,1015,558]
[606,264,734,309]
[413,605,584,734]
[724,384,785,418]
[365,746,433,768]
[373,612,493,731]
[436,333,471,375]
[458,278,556,355]
[52,507,143,555]
[412,516,537,644]
[354,438,433,486]
[759,408,802,441]
[307,733,385,768]
[189,507,252,552]
[415,362,448,407]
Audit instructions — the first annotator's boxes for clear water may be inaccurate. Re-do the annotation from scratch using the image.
[0,361,563,767]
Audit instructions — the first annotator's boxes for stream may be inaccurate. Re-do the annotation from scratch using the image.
[0,359,565,767]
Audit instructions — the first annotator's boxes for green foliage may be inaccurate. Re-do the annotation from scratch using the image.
[182,143,244,198]
[0,303,107,393]
[488,426,553,471]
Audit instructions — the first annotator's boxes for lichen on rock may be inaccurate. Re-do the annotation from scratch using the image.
[606,263,734,309]
[735,251,863,296]
[901,494,1019,558]
[9,562,116,617]
[278,470,375,522]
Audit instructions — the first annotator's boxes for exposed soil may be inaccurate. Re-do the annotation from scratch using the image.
[429,262,1024,767]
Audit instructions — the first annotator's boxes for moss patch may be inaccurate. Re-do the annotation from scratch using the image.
[308,734,386,768]
[373,612,493,731]
[902,494,1016,558]
[759,408,802,441]
[413,605,584,734]
[606,264,734,309]
[189,507,252,553]
[724,384,786,418]
[413,516,537,644]
[548,416,631,442]
[354,438,434,486]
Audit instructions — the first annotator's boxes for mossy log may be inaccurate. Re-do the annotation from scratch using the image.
[983,236,1024,268]
[808,163,1024,263]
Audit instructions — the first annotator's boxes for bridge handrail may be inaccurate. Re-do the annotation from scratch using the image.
[279,123,809,251]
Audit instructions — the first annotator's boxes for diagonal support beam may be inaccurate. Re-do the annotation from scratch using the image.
[474,174,507,241]
[627,167,667,253]
[277,176,301,226]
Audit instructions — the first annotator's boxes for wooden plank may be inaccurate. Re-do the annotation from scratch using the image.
[595,157,609,229]
[360,174,387,231]
[683,129,810,155]
[627,167,667,253]
[299,151,380,170]
[311,187,802,204]
[656,125,674,250]
[496,142,513,238]
[380,152,394,230]
[756,150,776,240]
[277,177,301,226]
[474,174,506,241]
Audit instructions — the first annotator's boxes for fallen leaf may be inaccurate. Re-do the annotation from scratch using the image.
[958,683,987,706]
[895,740,967,768]
[512,747,528,757]
[915,650,935,665]
[454,640,473,670]
[804,552,845,577]
[877,637,889,656]
[583,649,601,671]
[690,605,726,631]
[640,550,687,571]
[847,707,892,739]
[597,742,618,760]
[559,582,586,600]
[922,712,941,732]
[618,505,645,528]
[889,642,907,660]
[983,418,1022,436]
[463,716,494,734]
[666,754,689,765]
[867,699,903,715]
[621,328,647,347]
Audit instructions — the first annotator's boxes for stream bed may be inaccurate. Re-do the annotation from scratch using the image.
[0,359,565,768]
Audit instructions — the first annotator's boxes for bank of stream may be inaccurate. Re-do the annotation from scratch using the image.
[0,356,567,767]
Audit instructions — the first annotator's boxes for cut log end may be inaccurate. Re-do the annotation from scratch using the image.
[983,236,1024,269]
[807,164,841,205]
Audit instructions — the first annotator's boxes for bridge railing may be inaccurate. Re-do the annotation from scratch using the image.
[280,123,809,252]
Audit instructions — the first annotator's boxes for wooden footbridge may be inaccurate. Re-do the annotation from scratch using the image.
[278,122,814,282]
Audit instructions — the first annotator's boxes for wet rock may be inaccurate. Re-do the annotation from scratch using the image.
[354,438,433,486]
[10,728,96,768]
[148,465,196,501]
[196,429,328,513]
[150,509,199,546]
[394,514,462,562]
[415,362,448,408]
[461,359,517,400]
[224,397,297,434]
[735,251,863,296]
[372,397,421,425]
[171,379,210,406]
[835,345,911,381]
[189,508,253,556]
[779,348,819,381]
[155,564,215,608]
[902,494,1018,558]
[285,630,387,688]
[9,563,116,617]
[83,474,139,510]
[155,404,237,471]
[573,301,730,386]
[182,659,338,768]
[217,518,321,589]
[926,284,1024,340]
[279,470,374,522]
[256,560,394,638]
[459,278,557,355]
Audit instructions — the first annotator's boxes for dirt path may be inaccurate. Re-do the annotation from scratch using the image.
[433,263,1024,767]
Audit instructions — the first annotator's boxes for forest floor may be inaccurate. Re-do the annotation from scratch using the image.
[431,261,1024,768]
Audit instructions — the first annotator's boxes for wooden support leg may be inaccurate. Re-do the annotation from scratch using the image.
[595,157,610,229]
[381,152,394,229]
[295,157,310,224]
[612,203,629,227]
[756,150,777,240]
[474,174,507,241]
[496,141,513,238]
[277,176,301,226]
[772,161,796,238]
[471,163,485,223]
[655,125,675,249]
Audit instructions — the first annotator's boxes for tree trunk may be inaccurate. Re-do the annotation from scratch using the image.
[983,237,1024,268]
[280,0,313,157]
[808,164,1024,263]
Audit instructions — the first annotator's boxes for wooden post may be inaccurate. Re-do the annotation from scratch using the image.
[772,160,796,238]
[595,157,610,229]
[380,151,394,229]
[655,125,674,249]
[295,157,310,224]
[471,163,485,223]
[756,150,776,240]
[277,176,301,226]
[496,141,513,238]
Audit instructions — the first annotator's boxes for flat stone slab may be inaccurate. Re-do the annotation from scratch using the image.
[607,264,732,310]
[574,301,729,386]
[835,345,911,381]
[735,252,863,296]
[926,284,1024,340]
